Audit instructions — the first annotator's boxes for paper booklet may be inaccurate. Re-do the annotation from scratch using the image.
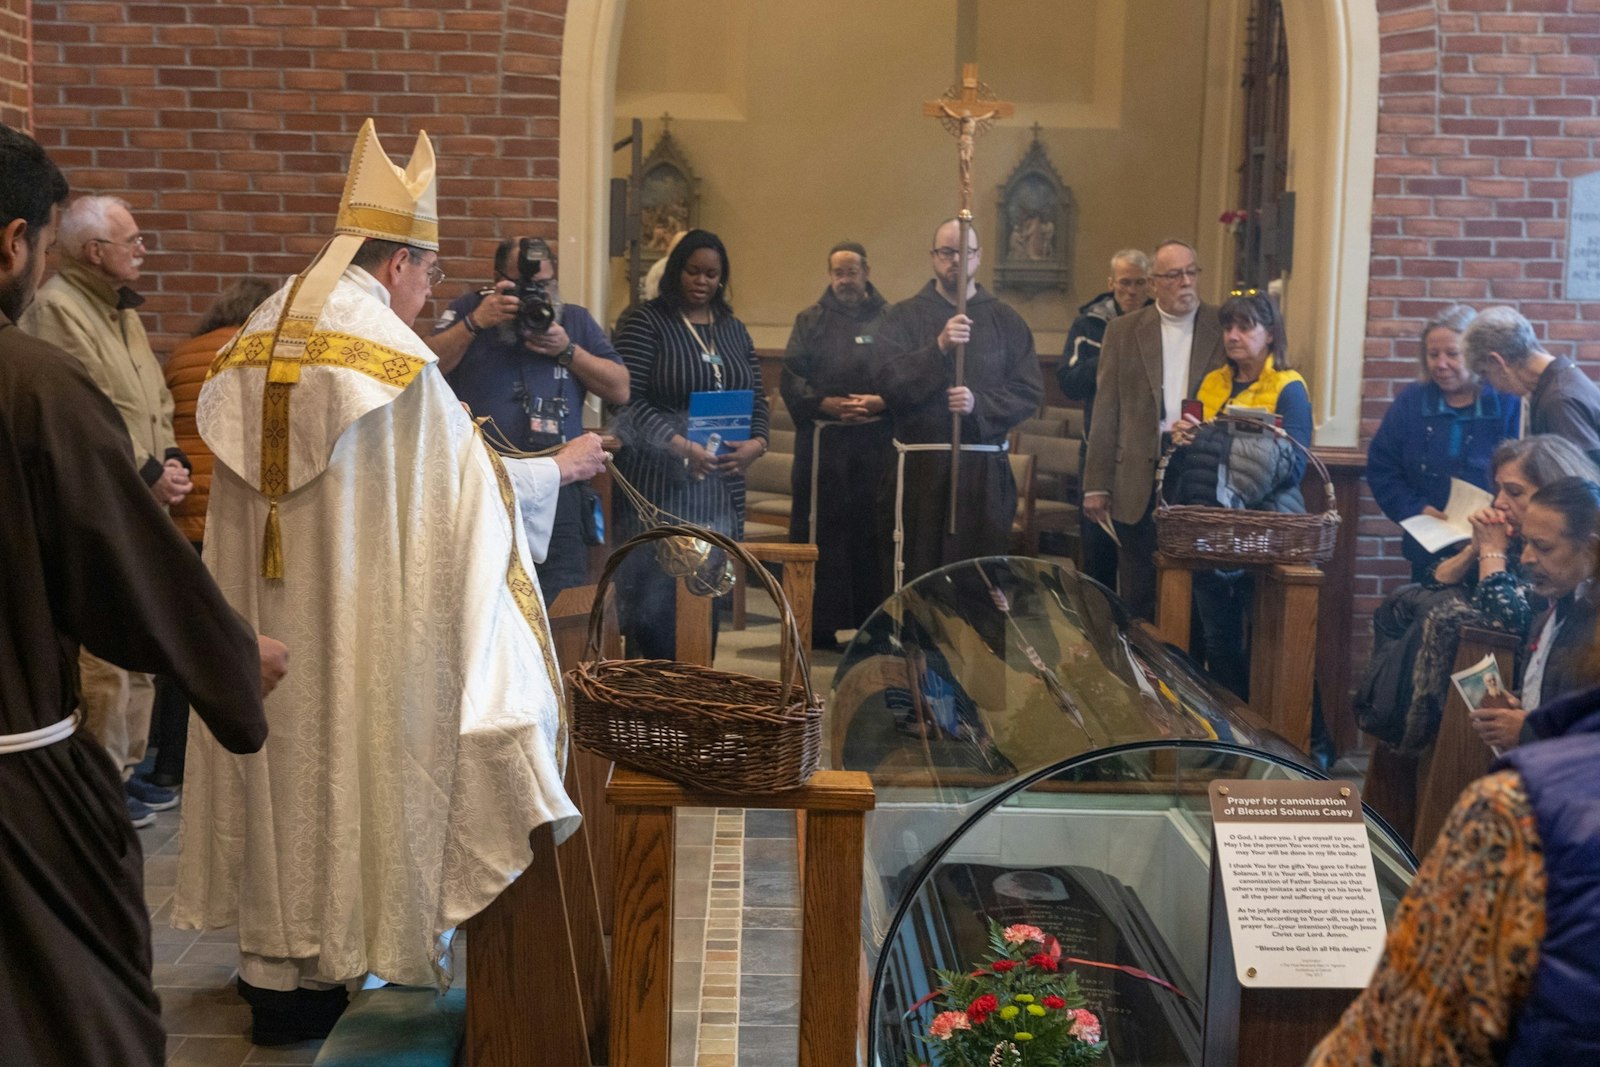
[1398,478,1495,554]
[1450,652,1513,756]
[1095,514,1121,547]
[686,389,753,455]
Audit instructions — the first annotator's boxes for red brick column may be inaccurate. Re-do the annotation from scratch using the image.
[28,0,567,352]
[0,0,27,128]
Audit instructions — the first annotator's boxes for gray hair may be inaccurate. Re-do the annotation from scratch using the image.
[1464,305,1543,373]
[1152,238,1197,262]
[1491,434,1600,489]
[1109,248,1150,274]
[1417,303,1477,379]
[56,195,131,261]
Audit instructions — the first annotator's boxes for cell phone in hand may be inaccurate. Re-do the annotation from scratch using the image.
[1180,399,1204,423]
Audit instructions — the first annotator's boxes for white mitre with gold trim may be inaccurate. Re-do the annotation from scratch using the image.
[199,118,442,578]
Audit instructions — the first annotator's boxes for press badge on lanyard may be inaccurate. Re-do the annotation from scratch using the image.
[682,310,724,389]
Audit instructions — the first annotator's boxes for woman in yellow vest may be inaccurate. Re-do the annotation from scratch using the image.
[1170,291,1312,702]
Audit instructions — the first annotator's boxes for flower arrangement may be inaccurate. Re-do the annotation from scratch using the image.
[1219,208,1250,239]
[911,922,1105,1067]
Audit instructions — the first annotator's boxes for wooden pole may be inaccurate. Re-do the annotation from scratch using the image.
[950,207,972,534]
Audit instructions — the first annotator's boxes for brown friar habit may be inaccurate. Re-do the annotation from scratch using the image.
[873,280,1042,587]
[0,312,266,1067]
[780,283,893,633]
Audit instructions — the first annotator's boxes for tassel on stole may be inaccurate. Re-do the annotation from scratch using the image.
[262,499,284,580]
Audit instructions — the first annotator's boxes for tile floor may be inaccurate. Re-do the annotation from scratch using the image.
[140,590,824,1065]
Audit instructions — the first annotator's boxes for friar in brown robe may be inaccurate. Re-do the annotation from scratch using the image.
[874,220,1042,590]
[0,124,271,1067]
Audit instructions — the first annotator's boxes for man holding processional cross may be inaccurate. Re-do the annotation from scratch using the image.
[874,65,1042,590]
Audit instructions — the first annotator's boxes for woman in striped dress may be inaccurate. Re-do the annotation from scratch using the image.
[613,229,770,658]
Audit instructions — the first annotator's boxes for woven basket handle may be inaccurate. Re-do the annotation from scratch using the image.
[581,524,816,709]
[1154,412,1336,515]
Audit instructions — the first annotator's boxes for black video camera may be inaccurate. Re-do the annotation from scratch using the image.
[513,237,558,341]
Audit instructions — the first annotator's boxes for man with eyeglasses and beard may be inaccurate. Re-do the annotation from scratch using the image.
[1082,238,1225,620]
[874,218,1043,591]
[21,194,192,827]
[426,236,629,604]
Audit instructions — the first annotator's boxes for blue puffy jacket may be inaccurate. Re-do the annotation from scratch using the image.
[1367,381,1519,571]
[1497,689,1600,1066]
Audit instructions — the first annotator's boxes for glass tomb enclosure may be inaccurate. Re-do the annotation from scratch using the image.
[828,557,1417,1066]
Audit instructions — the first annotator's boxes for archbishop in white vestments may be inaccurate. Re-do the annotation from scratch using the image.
[173,121,595,1023]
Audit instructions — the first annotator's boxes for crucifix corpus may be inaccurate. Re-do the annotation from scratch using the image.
[924,62,1013,534]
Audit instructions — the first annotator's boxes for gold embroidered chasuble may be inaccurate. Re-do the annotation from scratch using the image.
[174,269,573,988]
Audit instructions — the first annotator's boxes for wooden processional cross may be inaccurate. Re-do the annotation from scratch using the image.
[924,63,1013,534]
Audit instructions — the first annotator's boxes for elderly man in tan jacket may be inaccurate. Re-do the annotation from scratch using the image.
[21,194,191,827]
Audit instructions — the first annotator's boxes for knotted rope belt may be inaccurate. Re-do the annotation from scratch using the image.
[0,711,80,755]
[806,416,886,545]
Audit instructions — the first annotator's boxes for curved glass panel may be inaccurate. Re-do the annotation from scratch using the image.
[830,558,1418,1066]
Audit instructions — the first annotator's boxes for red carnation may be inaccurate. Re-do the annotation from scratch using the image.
[1028,952,1060,972]
[967,993,999,1023]
[1042,995,1066,1010]
[991,960,1017,973]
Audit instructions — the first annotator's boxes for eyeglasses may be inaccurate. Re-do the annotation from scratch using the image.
[1113,278,1150,290]
[425,264,446,287]
[931,246,978,261]
[92,234,147,251]
[1151,266,1201,282]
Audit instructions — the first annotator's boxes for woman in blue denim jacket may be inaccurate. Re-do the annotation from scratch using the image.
[1368,304,1522,581]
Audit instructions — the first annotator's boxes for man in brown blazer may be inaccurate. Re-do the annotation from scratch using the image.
[1081,239,1224,619]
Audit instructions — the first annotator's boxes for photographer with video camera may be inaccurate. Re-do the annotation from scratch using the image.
[428,236,629,603]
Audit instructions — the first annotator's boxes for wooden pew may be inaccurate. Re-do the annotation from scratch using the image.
[1411,625,1516,856]
[461,584,619,1066]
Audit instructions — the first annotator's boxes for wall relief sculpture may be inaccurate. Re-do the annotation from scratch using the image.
[995,126,1074,295]
[639,115,700,260]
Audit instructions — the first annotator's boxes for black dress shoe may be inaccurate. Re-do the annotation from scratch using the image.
[237,977,350,1045]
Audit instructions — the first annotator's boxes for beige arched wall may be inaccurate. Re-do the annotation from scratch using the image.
[558,0,1378,448]
[1281,0,1378,448]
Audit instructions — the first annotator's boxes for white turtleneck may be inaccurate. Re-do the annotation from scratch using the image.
[1158,305,1197,432]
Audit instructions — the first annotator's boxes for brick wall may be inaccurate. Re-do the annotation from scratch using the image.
[1360,0,1600,635]
[28,0,566,353]
[0,0,27,128]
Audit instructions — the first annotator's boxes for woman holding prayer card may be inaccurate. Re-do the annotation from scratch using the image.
[612,229,769,660]
[1367,304,1521,582]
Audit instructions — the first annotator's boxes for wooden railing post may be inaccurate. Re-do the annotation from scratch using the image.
[1154,552,1193,648]
[607,795,676,1067]
[1250,564,1324,751]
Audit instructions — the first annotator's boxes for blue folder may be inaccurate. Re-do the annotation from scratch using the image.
[687,389,753,455]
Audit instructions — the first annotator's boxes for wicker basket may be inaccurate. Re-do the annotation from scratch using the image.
[566,524,823,793]
[1154,414,1340,566]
